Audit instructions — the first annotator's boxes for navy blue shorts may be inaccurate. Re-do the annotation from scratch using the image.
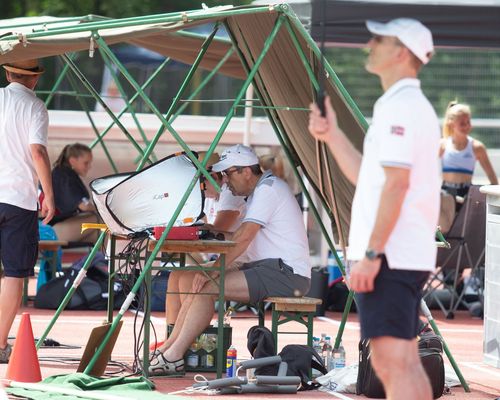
[0,203,39,278]
[355,255,429,340]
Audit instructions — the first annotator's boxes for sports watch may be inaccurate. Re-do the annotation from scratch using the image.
[365,248,382,261]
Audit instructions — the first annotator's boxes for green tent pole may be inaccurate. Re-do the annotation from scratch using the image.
[85,15,286,373]
[420,300,470,392]
[44,62,70,108]
[64,59,118,173]
[61,53,147,158]
[36,230,107,350]
[225,15,354,350]
[95,30,220,190]
[99,48,158,163]
[89,57,171,150]
[0,6,281,42]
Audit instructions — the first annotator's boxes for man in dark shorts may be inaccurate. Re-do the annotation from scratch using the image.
[0,59,55,362]
[309,19,440,400]
[149,145,311,376]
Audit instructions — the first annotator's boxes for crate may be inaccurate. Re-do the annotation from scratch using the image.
[183,325,232,373]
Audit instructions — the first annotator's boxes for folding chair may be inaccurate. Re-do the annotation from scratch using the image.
[424,185,486,319]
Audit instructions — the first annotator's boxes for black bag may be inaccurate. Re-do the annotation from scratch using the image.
[325,281,356,312]
[356,332,445,399]
[35,252,125,310]
[246,326,327,390]
[279,344,327,390]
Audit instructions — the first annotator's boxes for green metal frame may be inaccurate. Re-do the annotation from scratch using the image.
[5,4,467,390]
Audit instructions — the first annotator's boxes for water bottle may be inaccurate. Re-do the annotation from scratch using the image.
[323,336,333,371]
[226,345,237,377]
[312,336,322,354]
[332,341,346,370]
[312,337,323,378]
[187,339,200,368]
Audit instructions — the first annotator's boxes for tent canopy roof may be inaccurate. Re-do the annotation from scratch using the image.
[0,4,367,246]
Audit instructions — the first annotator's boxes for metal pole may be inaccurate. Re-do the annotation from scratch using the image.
[63,59,118,173]
[85,15,286,373]
[99,48,158,163]
[61,53,147,158]
[89,57,171,150]
[95,30,220,190]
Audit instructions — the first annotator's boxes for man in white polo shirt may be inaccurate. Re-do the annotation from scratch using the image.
[309,19,440,400]
[0,59,55,363]
[149,144,311,376]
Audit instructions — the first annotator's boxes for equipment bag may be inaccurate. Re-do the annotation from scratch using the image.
[356,332,445,399]
[35,252,125,310]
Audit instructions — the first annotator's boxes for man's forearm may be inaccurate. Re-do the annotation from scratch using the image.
[31,144,53,198]
[368,178,409,253]
[324,129,362,185]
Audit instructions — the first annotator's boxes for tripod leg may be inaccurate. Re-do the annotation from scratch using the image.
[420,299,470,392]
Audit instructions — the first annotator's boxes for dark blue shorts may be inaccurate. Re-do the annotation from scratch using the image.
[355,255,429,340]
[0,203,39,278]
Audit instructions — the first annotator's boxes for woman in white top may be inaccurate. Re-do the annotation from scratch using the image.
[440,101,497,198]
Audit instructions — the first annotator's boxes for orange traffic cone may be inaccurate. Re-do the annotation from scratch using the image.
[6,313,41,382]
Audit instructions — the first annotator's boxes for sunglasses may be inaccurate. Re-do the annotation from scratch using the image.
[221,167,243,177]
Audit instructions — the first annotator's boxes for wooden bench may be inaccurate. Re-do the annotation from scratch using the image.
[257,296,322,351]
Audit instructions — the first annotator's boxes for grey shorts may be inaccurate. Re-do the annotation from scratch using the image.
[241,258,311,303]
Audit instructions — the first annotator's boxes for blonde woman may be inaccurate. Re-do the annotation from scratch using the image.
[440,101,497,198]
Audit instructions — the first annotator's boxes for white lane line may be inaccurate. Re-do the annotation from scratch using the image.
[323,390,354,399]
[459,362,500,378]
[316,316,359,330]
[437,328,483,334]
[128,309,165,325]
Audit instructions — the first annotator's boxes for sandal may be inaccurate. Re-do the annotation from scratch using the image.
[148,350,185,376]
[0,343,12,364]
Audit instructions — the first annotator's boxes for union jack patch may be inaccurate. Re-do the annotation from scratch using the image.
[391,125,405,136]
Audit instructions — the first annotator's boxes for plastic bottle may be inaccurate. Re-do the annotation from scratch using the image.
[187,338,200,368]
[312,337,323,378]
[226,345,237,377]
[312,336,322,354]
[332,341,346,370]
[201,334,216,368]
[323,336,333,371]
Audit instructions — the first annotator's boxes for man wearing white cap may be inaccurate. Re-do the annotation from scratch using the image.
[149,144,311,375]
[309,19,440,399]
[0,59,55,362]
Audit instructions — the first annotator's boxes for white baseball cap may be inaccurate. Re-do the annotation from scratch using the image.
[212,144,259,172]
[366,18,434,65]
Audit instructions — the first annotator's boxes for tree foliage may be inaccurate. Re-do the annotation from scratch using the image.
[1,0,252,19]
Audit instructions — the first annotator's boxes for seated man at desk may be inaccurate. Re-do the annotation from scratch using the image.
[149,144,311,376]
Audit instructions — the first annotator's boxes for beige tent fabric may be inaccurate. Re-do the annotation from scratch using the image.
[0,6,368,246]
[0,16,244,79]
[225,11,365,245]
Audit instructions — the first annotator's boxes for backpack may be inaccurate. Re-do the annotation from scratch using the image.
[35,252,125,310]
[356,330,445,399]
[279,344,328,390]
[246,326,327,390]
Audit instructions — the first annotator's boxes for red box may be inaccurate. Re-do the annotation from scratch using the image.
[153,226,199,240]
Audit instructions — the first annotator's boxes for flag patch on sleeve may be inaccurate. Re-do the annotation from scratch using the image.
[391,126,405,136]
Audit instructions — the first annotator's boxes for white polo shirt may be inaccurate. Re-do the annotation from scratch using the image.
[243,171,311,278]
[204,183,246,232]
[0,82,49,211]
[347,79,440,271]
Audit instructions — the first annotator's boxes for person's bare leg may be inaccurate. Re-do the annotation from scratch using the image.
[162,270,250,361]
[165,271,181,326]
[370,336,432,400]
[158,272,197,351]
[0,277,24,348]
